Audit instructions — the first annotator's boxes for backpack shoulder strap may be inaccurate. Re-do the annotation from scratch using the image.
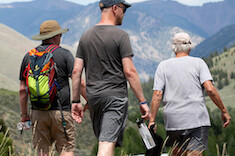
[45,45,60,53]
[28,48,39,56]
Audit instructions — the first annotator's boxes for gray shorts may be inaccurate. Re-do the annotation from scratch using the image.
[166,126,209,151]
[88,96,128,147]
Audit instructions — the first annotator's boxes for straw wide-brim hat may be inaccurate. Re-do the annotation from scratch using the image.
[32,20,69,40]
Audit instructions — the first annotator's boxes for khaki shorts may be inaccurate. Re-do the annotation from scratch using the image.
[31,110,75,153]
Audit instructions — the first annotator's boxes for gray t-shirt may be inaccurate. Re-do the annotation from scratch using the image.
[153,56,212,130]
[76,25,133,99]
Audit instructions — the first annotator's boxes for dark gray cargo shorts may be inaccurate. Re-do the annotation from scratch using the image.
[166,126,209,151]
[88,96,128,147]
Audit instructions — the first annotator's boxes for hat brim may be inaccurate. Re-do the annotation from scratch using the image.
[123,1,131,8]
[32,28,69,40]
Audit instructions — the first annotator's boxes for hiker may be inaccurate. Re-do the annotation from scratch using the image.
[71,0,150,155]
[19,20,86,156]
[148,32,231,156]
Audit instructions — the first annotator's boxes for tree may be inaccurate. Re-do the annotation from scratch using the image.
[224,77,229,86]
[230,72,235,79]
[217,79,223,90]
[224,47,228,52]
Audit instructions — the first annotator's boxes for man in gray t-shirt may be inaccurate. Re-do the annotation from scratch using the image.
[72,0,150,155]
[76,25,133,99]
[149,32,231,156]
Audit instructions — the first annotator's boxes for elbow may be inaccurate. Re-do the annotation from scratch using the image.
[72,67,82,79]
[72,68,79,76]
[154,90,163,100]
[206,86,216,96]
[19,81,26,94]
[124,68,136,79]
[156,91,163,99]
[19,88,26,95]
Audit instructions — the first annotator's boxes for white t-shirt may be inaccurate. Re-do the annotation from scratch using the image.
[153,56,212,131]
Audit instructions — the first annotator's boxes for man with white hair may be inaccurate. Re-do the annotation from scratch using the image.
[148,32,231,156]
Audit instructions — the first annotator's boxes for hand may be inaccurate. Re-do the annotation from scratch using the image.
[221,112,231,128]
[148,121,155,129]
[148,122,157,133]
[21,114,30,122]
[71,103,84,124]
[140,103,150,120]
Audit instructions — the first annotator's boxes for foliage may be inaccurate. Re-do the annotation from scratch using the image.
[204,107,235,156]
[114,127,146,155]
[0,119,8,137]
[202,56,213,68]
[230,72,235,79]
[0,120,14,156]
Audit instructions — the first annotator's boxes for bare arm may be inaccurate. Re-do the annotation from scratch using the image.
[148,90,162,128]
[203,80,231,128]
[71,58,87,101]
[71,58,84,123]
[19,80,30,122]
[122,56,150,119]
[80,78,87,101]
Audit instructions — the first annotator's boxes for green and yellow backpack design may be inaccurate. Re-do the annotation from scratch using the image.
[23,45,60,110]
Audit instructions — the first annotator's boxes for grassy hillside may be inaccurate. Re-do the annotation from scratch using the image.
[205,46,235,110]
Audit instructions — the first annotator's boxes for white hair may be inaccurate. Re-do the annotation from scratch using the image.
[172,43,192,53]
[172,32,192,53]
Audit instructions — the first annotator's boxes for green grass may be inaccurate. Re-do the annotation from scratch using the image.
[206,47,235,110]
[206,80,235,110]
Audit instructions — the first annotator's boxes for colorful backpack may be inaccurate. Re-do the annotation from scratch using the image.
[23,45,60,110]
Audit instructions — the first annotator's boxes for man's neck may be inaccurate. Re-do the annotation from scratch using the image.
[175,52,189,58]
[97,21,115,26]
[97,11,116,26]
[42,40,59,46]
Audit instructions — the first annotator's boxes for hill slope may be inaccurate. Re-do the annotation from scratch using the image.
[0,24,36,91]
[204,46,235,110]
[191,24,235,57]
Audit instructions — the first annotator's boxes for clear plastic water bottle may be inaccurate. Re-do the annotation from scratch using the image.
[136,118,156,150]
[17,121,32,130]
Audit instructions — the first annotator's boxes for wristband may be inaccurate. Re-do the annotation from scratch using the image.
[72,100,81,103]
[139,101,147,105]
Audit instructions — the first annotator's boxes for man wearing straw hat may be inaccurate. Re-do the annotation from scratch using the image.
[149,32,231,156]
[19,20,86,156]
